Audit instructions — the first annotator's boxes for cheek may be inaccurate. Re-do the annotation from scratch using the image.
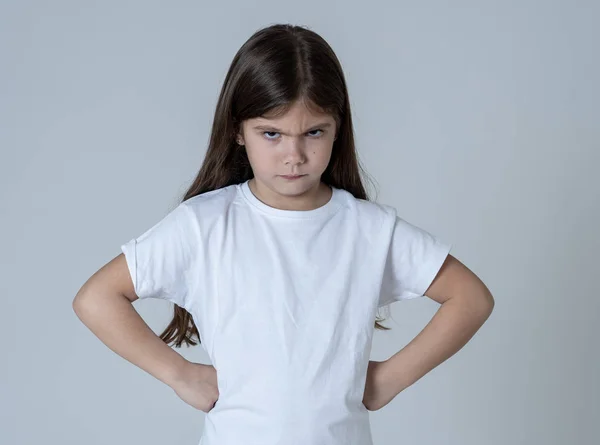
[245,144,276,169]
[312,144,333,163]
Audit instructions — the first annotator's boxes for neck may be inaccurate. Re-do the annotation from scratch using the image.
[249,178,332,211]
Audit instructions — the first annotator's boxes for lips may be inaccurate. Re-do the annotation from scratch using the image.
[280,174,305,179]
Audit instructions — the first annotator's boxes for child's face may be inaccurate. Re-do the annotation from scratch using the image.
[237,99,337,209]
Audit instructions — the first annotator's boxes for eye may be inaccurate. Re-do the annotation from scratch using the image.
[263,131,280,140]
[262,129,325,141]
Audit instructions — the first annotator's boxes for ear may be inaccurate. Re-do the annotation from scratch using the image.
[236,131,245,146]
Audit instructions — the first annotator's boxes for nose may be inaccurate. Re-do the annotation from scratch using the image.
[283,138,306,165]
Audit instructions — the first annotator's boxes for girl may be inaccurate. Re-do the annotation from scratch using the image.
[73,23,494,445]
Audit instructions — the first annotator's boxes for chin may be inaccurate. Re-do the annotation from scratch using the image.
[256,175,318,192]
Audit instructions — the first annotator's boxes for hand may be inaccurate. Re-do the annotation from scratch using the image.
[362,360,399,411]
[170,361,220,412]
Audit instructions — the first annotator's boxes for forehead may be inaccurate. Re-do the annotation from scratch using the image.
[256,100,334,123]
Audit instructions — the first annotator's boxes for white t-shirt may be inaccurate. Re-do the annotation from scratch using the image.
[121,179,452,445]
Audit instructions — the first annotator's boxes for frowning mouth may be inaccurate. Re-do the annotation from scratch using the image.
[279,175,306,180]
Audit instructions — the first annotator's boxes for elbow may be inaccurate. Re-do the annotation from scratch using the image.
[72,289,91,320]
[455,288,495,321]
[484,292,495,315]
[475,291,495,320]
[471,278,495,317]
[72,283,104,320]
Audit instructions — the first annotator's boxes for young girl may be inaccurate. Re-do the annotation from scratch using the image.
[73,23,494,445]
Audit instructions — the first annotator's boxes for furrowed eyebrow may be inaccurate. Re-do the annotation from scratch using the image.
[252,122,332,134]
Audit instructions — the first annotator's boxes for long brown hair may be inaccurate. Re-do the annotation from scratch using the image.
[160,23,391,348]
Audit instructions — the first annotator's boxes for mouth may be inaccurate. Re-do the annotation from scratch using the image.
[280,174,306,180]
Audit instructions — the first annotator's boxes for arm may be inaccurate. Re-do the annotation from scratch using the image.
[364,254,494,410]
[72,253,190,388]
[386,253,494,389]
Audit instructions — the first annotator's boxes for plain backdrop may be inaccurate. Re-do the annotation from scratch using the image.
[2,1,598,444]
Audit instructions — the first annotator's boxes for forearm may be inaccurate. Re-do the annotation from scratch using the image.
[72,289,189,388]
[384,294,493,393]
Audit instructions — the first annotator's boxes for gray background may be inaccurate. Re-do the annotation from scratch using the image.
[2,1,598,444]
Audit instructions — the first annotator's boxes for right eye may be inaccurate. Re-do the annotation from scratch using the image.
[263,131,280,140]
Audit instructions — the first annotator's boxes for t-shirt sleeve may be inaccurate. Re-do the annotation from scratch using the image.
[378,216,452,307]
[120,202,199,311]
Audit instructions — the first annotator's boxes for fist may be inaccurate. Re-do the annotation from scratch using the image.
[171,361,220,412]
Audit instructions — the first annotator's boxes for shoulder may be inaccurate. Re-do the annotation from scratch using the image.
[175,184,242,236]
[337,188,396,219]
[336,188,398,235]
[182,184,237,215]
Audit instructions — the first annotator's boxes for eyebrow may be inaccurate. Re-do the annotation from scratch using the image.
[252,122,333,134]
